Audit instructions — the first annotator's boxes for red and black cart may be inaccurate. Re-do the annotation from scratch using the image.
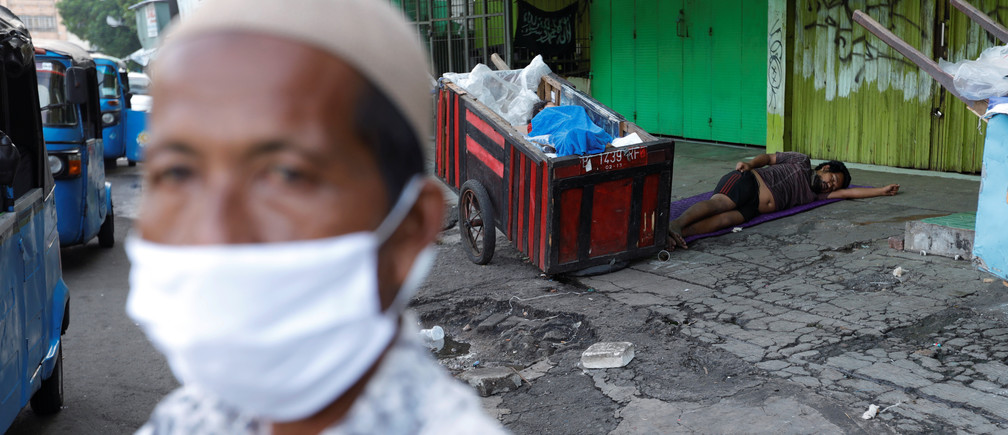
[435,73,674,275]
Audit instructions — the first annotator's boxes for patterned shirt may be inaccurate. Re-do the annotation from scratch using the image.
[135,320,507,435]
[753,152,828,210]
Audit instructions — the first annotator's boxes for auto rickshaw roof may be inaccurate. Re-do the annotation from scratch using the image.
[91,53,128,71]
[34,39,95,67]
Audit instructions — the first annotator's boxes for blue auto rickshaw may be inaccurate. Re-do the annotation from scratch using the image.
[34,40,114,248]
[0,8,70,430]
[92,53,147,167]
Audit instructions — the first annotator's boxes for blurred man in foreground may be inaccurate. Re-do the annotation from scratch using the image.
[126,0,506,433]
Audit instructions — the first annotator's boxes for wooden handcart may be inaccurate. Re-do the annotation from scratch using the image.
[435,71,675,275]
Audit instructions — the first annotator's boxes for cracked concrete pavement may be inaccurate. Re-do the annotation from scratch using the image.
[415,142,1007,434]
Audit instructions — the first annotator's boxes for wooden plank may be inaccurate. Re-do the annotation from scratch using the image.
[539,161,548,270]
[490,53,510,70]
[435,89,444,179]
[950,0,1008,43]
[589,179,632,258]
[852,9,987,119]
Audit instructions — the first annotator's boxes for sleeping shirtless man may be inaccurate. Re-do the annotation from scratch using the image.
[667,152,900,250]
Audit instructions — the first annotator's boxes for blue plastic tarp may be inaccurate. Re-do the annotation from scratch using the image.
[529,105,612,157]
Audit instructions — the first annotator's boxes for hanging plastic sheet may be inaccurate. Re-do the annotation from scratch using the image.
[441,55,552,126]
[940,45,1008,100]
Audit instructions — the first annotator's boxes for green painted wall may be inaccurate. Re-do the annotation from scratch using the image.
[929,0,1001,172]
[789,0,997,172]
[590,0,767,144]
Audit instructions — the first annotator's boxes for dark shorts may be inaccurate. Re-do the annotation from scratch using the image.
[714,170,760,221]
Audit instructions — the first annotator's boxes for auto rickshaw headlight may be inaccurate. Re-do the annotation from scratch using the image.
[47,155,63,175]
[101,111,118,127]
[48,151,81,179]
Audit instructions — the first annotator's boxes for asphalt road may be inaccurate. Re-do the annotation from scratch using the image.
[7,162,176,434]
[8,145,1007,434]
[413,143,1008,434]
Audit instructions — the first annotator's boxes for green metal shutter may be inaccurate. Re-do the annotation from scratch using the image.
[931,0,989,172]
[682,0,714,140]
[710,0,744,144]
[657,0,685,135]
[610,2,637,120]
[590,0,612,104]
[740,1,769,145]
[634,0,660,131]
[589,0,767,145]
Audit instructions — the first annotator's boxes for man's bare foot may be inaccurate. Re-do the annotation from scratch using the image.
[667,224,687,250]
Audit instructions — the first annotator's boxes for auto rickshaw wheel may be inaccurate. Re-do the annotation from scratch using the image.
[29,342,63,415]
[459,180,495,265]
[127,160,136,167]
[98,204,114,248]
[104,158,117,169]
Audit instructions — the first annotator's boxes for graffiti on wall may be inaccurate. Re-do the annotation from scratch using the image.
[945,4,1008,69]
[768,16,785,114]
[798,0,934,102]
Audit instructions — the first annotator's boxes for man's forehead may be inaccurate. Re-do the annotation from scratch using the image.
[156,32,361,83]
[149,33,371,155]
[152,33,371,121]
[152,0,431,143]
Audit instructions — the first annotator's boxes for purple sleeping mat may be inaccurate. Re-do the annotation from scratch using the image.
[669,187,868,244]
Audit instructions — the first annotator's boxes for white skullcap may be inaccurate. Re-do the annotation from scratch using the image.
[157,0,432,142]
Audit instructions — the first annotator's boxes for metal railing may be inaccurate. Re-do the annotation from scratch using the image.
[394,0,589,77]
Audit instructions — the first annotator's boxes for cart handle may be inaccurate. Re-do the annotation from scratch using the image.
[490,53,511,70]
[950,0,1008,44]
[852,9,988,119]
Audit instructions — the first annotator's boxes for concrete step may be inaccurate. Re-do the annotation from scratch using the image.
[902,212,976,260]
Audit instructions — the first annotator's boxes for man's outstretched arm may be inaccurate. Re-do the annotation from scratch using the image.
[827,184,900,199]
[736,153,777,172]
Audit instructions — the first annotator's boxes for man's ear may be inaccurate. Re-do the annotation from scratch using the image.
[377,177,445,309]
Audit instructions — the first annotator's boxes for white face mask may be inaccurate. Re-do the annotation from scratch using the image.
[126,177,434,422]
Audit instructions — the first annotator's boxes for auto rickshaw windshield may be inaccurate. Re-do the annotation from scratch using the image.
[35,61,78,126]
[97,64,119,99]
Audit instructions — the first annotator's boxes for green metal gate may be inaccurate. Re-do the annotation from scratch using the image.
[591,0,768,145]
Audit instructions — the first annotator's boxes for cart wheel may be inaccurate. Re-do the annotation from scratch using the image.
[459,180,495,265]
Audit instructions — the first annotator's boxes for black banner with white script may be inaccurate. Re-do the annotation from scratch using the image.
[514,0,576,57]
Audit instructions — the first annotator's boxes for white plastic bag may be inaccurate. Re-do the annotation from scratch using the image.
[518,55,551,92]
[940,45,1008,100]
[441,56,553,126]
